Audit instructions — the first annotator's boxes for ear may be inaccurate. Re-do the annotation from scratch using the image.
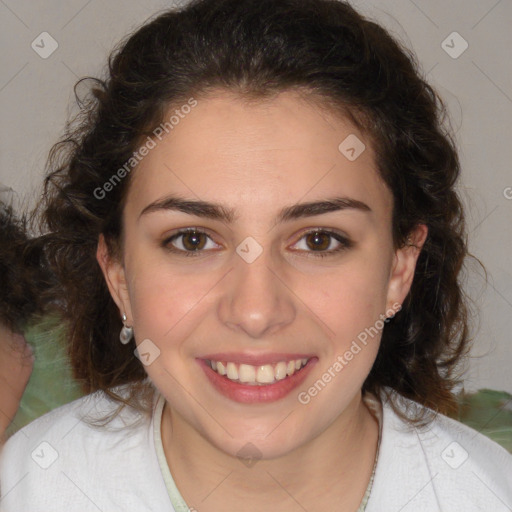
[385,224,428,311]
[96,234,133,324]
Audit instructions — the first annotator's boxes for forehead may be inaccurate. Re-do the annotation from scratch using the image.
[126,90,392,222]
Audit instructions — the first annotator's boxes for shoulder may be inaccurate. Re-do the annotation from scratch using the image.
[2,388,146,460]
[394,391,512,477]
[422,399,512,471]
[367,388,512,512]
[0,386,172,512]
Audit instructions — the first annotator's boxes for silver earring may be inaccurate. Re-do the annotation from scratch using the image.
[120,313,133,344]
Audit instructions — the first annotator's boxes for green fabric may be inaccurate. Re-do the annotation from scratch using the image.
[456,388,512,453]
[6,316,84,437]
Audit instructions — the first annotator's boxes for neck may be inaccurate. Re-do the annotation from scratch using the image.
[160,391,379,511]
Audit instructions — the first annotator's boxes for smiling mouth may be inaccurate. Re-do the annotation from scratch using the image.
[205,358,310,386]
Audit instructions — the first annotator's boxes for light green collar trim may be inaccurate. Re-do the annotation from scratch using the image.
[153,393,191,511]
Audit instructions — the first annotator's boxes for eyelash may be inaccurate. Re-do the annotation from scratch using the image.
[162,227,353,259]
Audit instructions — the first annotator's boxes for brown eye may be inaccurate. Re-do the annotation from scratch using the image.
[305,231,331,251]
[181,231,207,251]
[163,228,218,256]
[291,229,353,258]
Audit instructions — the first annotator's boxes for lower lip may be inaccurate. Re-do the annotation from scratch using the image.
[197,358,317,404]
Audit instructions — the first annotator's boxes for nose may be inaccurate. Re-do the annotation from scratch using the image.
[217,247,297,339]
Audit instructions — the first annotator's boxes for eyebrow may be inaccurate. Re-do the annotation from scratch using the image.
[138,195,371,224]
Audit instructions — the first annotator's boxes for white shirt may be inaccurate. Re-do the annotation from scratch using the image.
[1,385,511,511]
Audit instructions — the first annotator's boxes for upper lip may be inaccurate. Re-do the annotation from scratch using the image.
[200,352,315,366]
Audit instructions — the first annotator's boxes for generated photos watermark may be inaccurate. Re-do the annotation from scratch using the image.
[297,302,402,405]
[93,97,198,200]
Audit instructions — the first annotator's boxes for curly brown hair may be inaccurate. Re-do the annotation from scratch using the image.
[38,0,473,424]
[0,202,54,336]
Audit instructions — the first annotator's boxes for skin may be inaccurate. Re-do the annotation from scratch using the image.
[0,323,33,447]
[97,89,427,511]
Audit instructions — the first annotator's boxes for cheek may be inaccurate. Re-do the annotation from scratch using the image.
[130,269,211,341]
[295,263,390,421]
[125,257,214,346]
[304,259,391,344]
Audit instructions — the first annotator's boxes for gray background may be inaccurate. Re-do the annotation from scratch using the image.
[0,0,510,393]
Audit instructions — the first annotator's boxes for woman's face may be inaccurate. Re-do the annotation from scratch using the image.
[99,89,425,459]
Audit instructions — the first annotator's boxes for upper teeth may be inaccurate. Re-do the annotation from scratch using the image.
[209,359,308,385]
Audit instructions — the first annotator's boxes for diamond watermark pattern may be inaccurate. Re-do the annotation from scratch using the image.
[338,134,366,161]
[31,32,59,59]
[134,338,161,366]
[441,32,468,59]
[236,442,263,468]
[31,441,59,469]
[236,237,263,264]
[441,441,469,469]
